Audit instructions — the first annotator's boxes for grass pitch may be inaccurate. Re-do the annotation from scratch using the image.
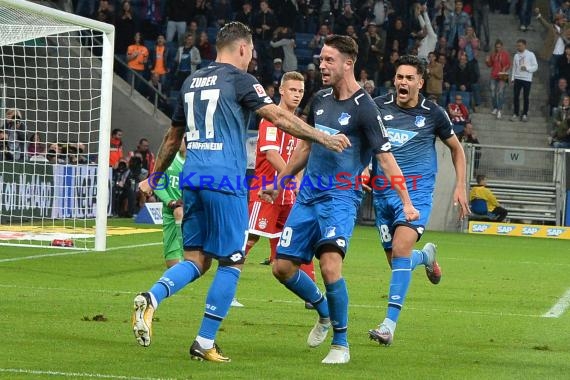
[1,220,569,379]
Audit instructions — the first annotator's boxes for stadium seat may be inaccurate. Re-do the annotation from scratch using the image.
[295,33,314,49]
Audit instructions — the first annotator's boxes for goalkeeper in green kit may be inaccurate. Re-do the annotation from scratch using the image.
[141,141,185,268]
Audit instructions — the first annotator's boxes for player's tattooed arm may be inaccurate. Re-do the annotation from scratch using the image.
[153,126,185,174]
[257,104,350,152]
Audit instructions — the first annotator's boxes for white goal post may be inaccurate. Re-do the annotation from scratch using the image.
[0,0,114,251]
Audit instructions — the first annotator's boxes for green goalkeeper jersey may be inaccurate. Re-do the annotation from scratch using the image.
[153,152,184,214]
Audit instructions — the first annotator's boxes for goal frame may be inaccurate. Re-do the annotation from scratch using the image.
[0,0,115,251]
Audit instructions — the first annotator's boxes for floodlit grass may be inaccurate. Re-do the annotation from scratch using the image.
[1,222,569,379]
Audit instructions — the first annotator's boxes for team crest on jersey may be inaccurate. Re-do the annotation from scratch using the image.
[387,128,418,147]
[415,115,426,128]
[315,123,340,135]
[338,112,351,126]
[258,218,268,230]
[253,84,267,97]
[325,226,336,238]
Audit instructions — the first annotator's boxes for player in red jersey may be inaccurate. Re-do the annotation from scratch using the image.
[246,71,316,287]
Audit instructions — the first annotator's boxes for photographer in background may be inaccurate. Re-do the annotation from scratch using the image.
[113,158,137,217]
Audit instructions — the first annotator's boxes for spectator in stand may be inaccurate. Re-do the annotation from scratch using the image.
[458,26,479,62]
[363,80,378,97]
[386,17,409,56]
[345,24,359,43]
[357,69,370,88]
[4,108,27,161]
[558,0,570,21]
[149,35,170,93]
[435,35,451,60]
[198,31,215,62]
[165,0,191,46]
[94,0,114,24]
[550,94,570,147]
[486,39,511,119]
[447,93,470,137]
[518,0,535,32]
[174,33,201,90]
[300,63,321,110]
[193,0,212,30]
[409,2,427,50]
[109,128,124,169]
[334,3,361,35]
[274,0,299,30]
[417,4,438,62]
[114,1,136,78]
[253,0,277,81]
[359,21,384,82]
[139,0,162,41]
[0,130,13,161]
[270,58,285,89]
[75,0,97,18]
[535,9,566,88]
[510,39,538,122]
[447,0,471,49]
[186,20,200,42]
[270,27,298,73]
[47,143,66,164]
[434,0,451,38]
[470,174,508,222]
[211,0,232,28]
[128,138,156,174]
[235,1,255,28]
[550,77,569,114]
[472,0,490,52]
[438,53,453,105]
[426,51,444,101]
[309,23,331,56]
[451,53,477,96]
[27,132,47,162]
[461,121,481,171]
[380,49,399,90]
[557,43,570,83]
[127,32,149,94]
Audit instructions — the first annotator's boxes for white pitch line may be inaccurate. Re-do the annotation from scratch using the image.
[542,288,570,318]
[0,368,176,380]
[0,242,162,263]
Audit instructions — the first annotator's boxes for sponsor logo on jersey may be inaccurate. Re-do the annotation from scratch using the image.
[266,127,278,142]
[315,123,340,135]
[415,115,426,128]
[338,112,351,126]
[253,84,267,97]
[386,128,418,147]
[383,114,394,120]
[316,109,324,115]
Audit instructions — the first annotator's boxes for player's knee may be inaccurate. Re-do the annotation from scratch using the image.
[272,259,295,282]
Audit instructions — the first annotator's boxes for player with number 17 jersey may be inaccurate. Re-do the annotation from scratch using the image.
[170,62,272,256]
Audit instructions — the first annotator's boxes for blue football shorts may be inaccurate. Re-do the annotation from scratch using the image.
[182,189,248,261]
[276,196,359,264]
[373,192,433,250]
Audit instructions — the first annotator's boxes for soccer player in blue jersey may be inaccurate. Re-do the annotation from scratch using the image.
[130,21,350,362]
[368,55,470,346]
[264,35,419,364]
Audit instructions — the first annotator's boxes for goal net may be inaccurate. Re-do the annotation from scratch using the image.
[0,0,114,251]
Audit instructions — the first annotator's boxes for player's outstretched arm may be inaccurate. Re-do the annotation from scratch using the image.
[376,152,420,222]
[257,104,350,152]
[442,135,471,219]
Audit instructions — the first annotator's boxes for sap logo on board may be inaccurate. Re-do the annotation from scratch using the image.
[546,228,565,237]
[521,227,540,236]
[497,225,515,234]
[471,224,490,233]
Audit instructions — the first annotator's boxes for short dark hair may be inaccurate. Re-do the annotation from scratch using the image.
[323,34,358,62]
[395,55,426,76]
[112,128,123,136]
[516,38,527,45]
[216,21,252,51]
[476,174,486,184]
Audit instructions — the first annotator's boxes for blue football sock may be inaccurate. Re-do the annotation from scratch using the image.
[198,265,241,340]
[325,278,349,347]
[283,269,329,319]
[149,260,201,306]
[386,257,412,324]
[410,249,427,270]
